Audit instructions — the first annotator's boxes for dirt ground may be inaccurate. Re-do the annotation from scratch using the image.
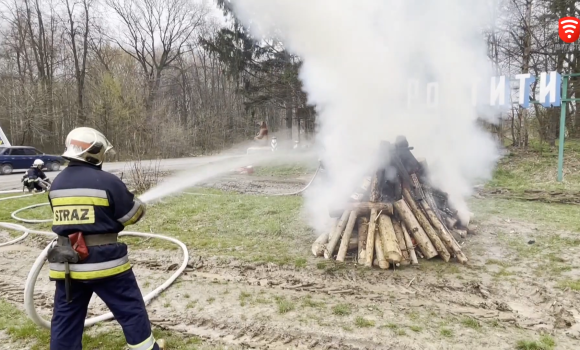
[1,173,580,349]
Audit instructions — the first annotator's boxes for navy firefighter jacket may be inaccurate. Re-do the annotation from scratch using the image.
[48,160,145,237]
[23,167,47,180]
[47,160,146,280]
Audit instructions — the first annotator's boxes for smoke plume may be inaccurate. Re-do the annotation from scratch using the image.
[229,0,501,233]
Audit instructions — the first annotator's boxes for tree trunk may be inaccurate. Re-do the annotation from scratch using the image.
[402,189,450,262]
[311,232,329,257]
[285,96,293,140]
[377,214,402,263]
[393,199,438,259]
[328,202,393,217]
[364,172,382,267]
[420,200,468,264]
[311,218,337,257]
[357,217,369,264]
[325,210,350,259]
[401,223,419,264]
[369,170,383,202]
[364,209,379,267]
[336,211,358,262]
[392,219,410,264]
[374,233,389,269]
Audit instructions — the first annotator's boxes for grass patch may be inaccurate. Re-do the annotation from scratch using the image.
[515,335,556,350]
[470,197,580,234]
[302,296,324,308]
[133,189,311,265]
[0,189,312,266]
[255,296,270,304]
[0,193,52,229]
[460,317,480,330]
[409,325,422,332]
[332,304,352,316]
[276,297,295,314]
[493,267,514,278]
[382,323,398,330]
[252,162,317,176]
[492,228,580,263]
[440,328,453,337]
[354,317,375,328]
[557,279,580,291]
[238,291,252,306]
[0,299,206,349]
[486,259,510,267]
[539,335,556,348]
[407,310,420,321]
[486,142,580,192]
[294,258,307,268]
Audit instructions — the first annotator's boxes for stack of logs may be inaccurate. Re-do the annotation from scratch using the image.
[312,137,470,268]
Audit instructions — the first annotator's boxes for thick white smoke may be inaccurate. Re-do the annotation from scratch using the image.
[229,0,501,233]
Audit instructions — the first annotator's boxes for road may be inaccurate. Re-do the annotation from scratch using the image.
[0,148,318,192]
[0,154,242,191]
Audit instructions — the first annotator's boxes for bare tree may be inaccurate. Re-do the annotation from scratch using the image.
[105,0,208,120]
[63,0,92,124]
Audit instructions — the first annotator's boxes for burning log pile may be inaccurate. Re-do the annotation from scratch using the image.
[312,136,472,267]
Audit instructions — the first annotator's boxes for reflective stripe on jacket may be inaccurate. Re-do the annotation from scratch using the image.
[47,161,146,281]
[49,255,131,280]
[48,161,146,236]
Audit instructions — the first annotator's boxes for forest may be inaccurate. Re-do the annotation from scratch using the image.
[0,0,578,158]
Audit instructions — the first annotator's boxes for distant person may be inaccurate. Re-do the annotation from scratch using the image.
[254,121,269,146]
[22,159,51,192]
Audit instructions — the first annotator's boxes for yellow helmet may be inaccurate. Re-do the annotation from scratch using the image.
[62,127,115,166]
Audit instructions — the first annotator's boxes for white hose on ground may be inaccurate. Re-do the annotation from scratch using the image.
[0,189,24,194]
[0,193,35,201]
[269,163,321,196]
[0,196,189,330]
[0,179,51,200]
[11,203,53,223]
[0,190,46,202]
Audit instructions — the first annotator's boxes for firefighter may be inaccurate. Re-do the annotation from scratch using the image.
[46,127,165,350]
[22,159,51,192]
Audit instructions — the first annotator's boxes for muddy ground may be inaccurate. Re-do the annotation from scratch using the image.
[1,173,580,349]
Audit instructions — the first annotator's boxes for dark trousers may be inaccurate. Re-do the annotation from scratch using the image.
[50,269,159,350]
[24,180,43,192]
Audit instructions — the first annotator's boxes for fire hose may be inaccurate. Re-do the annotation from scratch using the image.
[0,161,321,329]
[0,187,189,330]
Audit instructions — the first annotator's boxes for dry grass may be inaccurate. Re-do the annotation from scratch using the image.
[487,140,580,192]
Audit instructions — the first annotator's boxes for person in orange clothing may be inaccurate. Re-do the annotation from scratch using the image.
[254,121,269,146]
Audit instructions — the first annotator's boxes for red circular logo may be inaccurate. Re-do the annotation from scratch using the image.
[559,17,580,43]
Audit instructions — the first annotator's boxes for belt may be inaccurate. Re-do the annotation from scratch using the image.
[56,233,118,247]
